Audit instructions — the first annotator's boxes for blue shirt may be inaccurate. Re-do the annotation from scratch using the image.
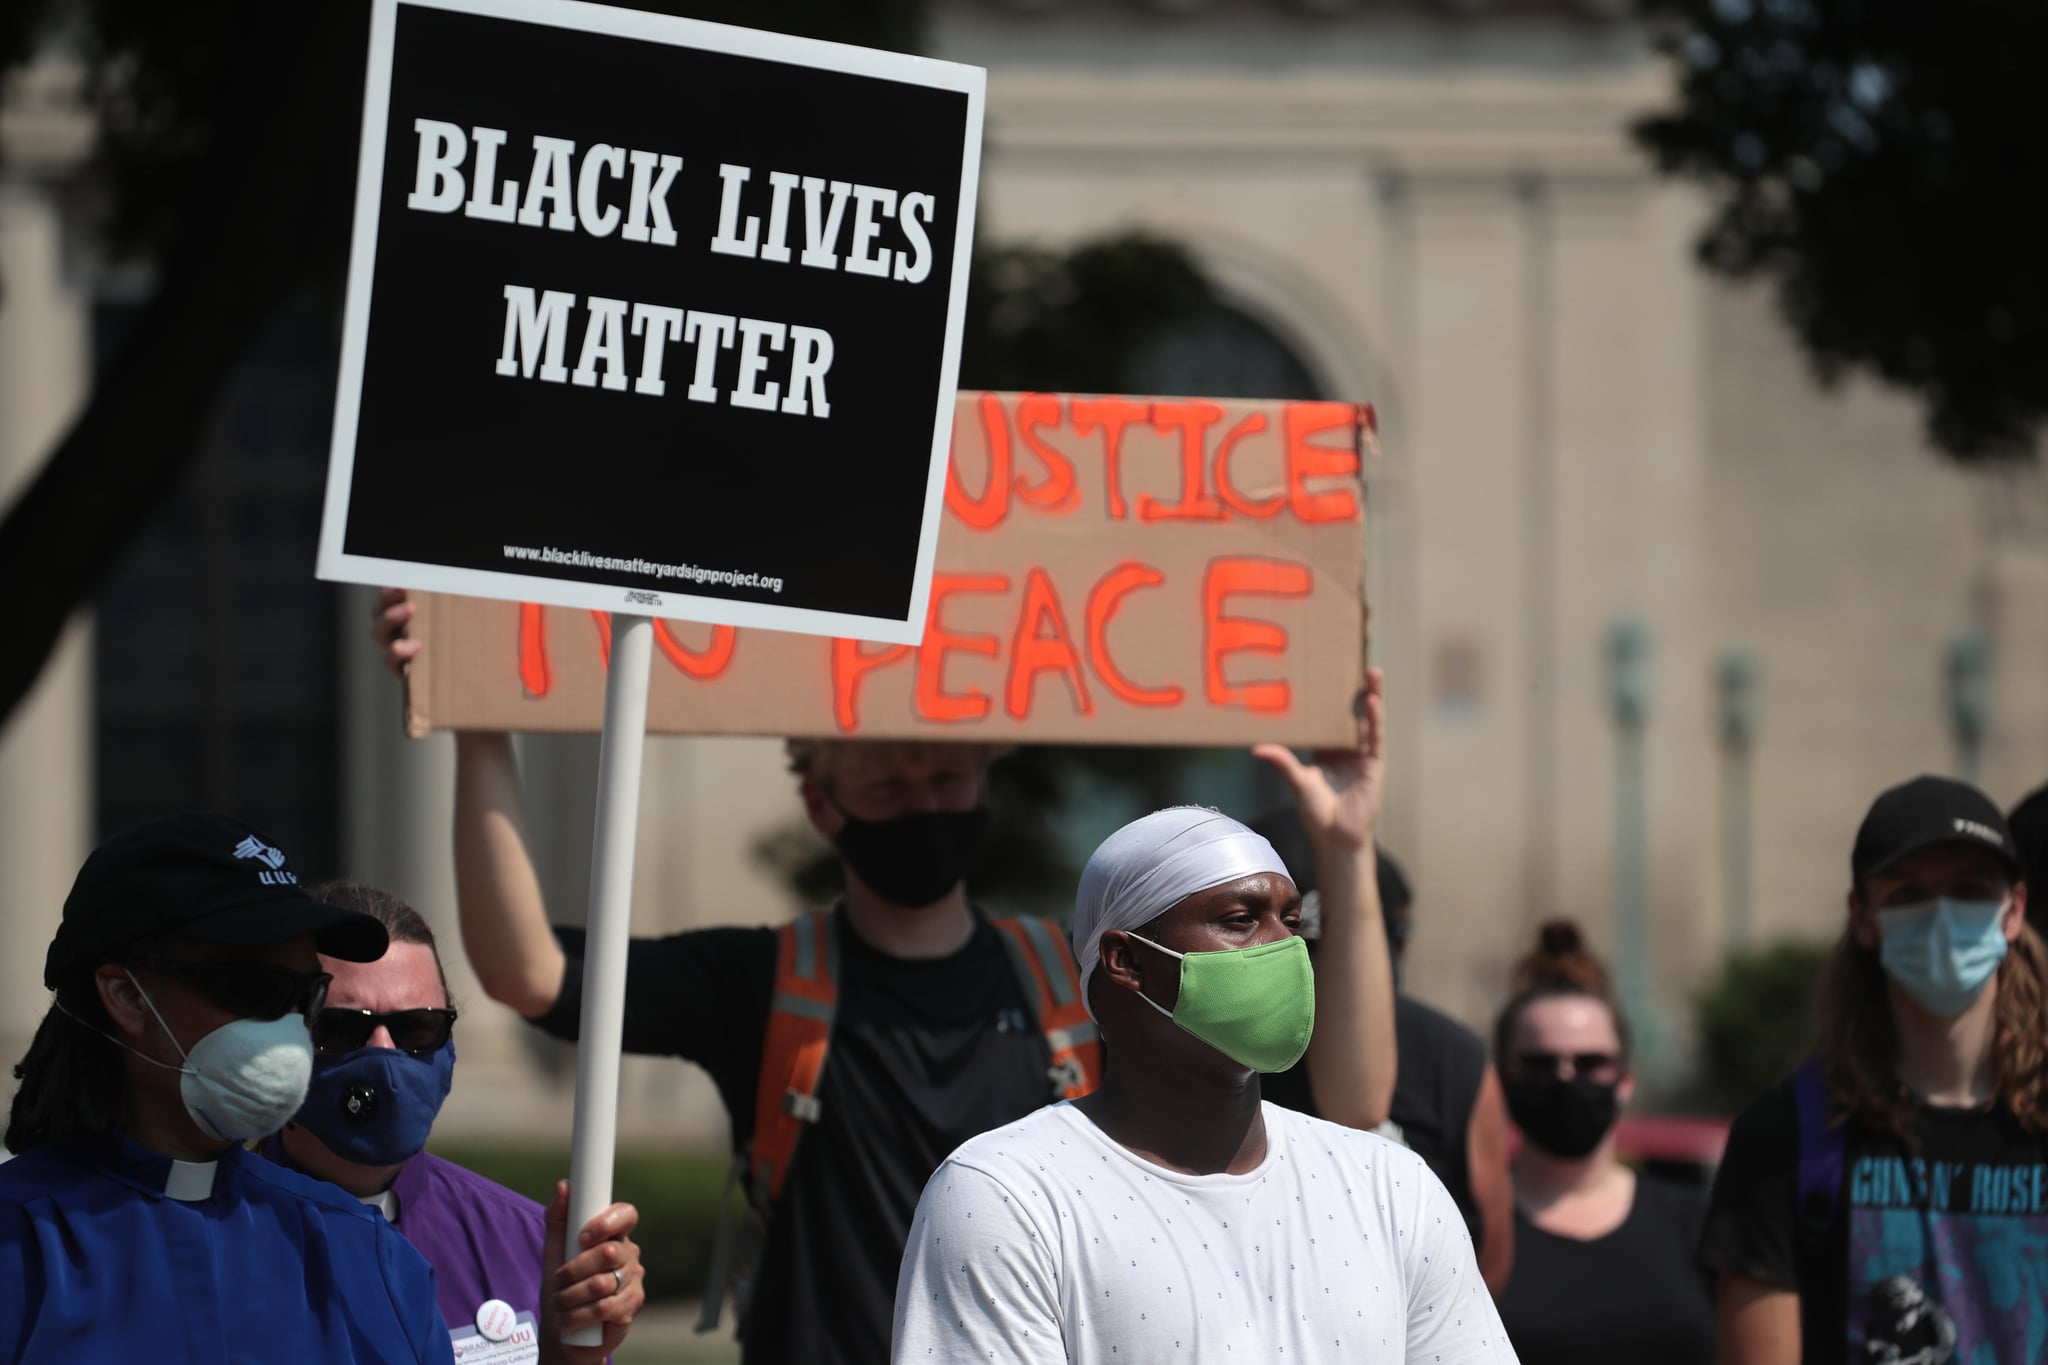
[259,1140,549,1338]
[0,1133,454,1363]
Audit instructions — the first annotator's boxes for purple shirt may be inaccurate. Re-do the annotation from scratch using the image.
[390,1152,548,1336]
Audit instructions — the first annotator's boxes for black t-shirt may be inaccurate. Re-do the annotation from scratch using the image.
[1496,1174,1714,1365]
[1699,1075,2048,1365]
[1264,989,1490,1236]
[539,909,1050,1365]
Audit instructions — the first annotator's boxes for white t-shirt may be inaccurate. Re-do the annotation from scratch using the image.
[892,1100,1515,1363]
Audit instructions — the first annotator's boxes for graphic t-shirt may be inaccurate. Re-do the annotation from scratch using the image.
[891,1100,1514,1364]
[1699,1075,2048,1365]
[1495,1174,1714,1365]
[541,908,1051,1365]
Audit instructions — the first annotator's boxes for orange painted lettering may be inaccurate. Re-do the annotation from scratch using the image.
[944,392,1013,531]
[831,638,913,733]
[654,620,737,678]
[1005,567,1093,720]
[1214,412,1282,519]
[1284,402,1360,524]
[1013,393,1079,513]
[518,603,552,697]
[915,573,1010,723]
[1071,397,1147,521]
[1138,401,1226,523]
[1203,557,1312,714]
[1084,562,1184,708]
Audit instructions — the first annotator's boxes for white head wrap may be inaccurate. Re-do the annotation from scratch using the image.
[1071,806,1291,1019]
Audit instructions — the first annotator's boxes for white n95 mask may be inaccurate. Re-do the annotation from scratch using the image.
[126,971,317,1142]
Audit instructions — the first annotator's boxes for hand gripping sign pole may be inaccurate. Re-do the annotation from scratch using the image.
[562,612,653,1347]
[313,5,985,1349]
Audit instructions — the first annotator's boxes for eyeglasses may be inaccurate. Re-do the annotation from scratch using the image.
[1515,1050,1623,1081]
[310,1007,458,1058]
[124,956,331,1021]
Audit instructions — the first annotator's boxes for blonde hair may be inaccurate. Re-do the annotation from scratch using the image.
[782,738,1010,788]
[1816,920,2048,1135]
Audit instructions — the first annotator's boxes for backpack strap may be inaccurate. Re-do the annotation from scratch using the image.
[991,915,1104,1099]
[752,911,840,1202]
[1792,1056,1844,1255]
[698,911,841,1337]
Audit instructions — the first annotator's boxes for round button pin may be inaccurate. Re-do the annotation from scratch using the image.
[475,1299,517,1343]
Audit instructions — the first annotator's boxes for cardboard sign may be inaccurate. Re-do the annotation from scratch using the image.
[404,391,1372,746]
[317,0,984,644]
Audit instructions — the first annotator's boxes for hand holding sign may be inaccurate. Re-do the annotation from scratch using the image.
[1252,667,1385,856]
[538,1181,642,1365]
[321,1,985,1349]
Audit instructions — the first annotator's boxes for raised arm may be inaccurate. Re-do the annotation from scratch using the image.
[372,589,566,1018]
[1254,667,1397,1130]
[454,732,568,1018]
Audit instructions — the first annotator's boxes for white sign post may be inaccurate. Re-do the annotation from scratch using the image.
[563,613,650,1345]
[320,0,983,1345]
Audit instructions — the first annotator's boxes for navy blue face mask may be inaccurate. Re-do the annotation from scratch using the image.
[293,1041,455,1166]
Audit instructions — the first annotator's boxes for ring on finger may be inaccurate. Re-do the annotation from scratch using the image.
[612,1268,626,1295]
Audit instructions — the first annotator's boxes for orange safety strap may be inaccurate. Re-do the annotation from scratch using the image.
[990,916,1103,1100]
[750,911,839,1204]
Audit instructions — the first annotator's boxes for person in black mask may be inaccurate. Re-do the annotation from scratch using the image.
[1490,920,1714,1364]
[374,580,1104,1365]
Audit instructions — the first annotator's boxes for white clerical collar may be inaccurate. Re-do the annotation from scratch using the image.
[359,1186,401,1223]
[164,1158,218,1202]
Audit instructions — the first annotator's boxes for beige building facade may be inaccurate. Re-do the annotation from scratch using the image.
[4,2,2044,1138]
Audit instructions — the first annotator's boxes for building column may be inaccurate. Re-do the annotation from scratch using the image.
[0,178,93,1100]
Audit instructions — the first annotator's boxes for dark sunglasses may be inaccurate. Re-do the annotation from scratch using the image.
[1516,1050,1622,1080]
[124,956,331,1022]
[310,1007,458,1058]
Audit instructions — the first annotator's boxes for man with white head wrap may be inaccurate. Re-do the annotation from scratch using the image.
[893,672,1515,1364]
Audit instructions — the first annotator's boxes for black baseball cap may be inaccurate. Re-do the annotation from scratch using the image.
[1851,776,2024,883]
[44,813,389,988]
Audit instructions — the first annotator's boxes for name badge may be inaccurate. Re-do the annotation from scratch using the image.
[449,1307,541,1364]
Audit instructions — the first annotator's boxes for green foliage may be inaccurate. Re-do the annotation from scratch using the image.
[1690,937,1830,1114]
[1635,0,2048,459]
[426,1140,737,1304]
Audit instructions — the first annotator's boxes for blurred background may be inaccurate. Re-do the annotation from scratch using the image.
[5,0,2046,1352]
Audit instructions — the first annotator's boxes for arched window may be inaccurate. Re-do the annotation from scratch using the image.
[1128,300,1326,403]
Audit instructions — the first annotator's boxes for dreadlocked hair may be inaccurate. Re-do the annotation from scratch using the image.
[1817,920,2048,1135]
[5,978,129,1153]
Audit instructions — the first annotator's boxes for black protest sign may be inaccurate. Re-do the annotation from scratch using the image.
[317,0,984,643]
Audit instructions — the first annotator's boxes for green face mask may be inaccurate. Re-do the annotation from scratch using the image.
[1127,932,1315,1072]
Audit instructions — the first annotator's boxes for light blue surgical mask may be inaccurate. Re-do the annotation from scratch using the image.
[1877,898,2010,1017]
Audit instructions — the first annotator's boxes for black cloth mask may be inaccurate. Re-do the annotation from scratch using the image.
[831,806,990,909]
[1503,1074,1621,1159]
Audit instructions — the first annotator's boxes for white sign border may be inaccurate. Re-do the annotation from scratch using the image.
[316,0,986,647]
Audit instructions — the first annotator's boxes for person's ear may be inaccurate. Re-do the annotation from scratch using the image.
[95,964,152,1042]
[2005,882,2028,943]
[800,777,843,841]
[1097,931,1146,992]
[1616,1070,1636,1109]
[1848,886,1881,951]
